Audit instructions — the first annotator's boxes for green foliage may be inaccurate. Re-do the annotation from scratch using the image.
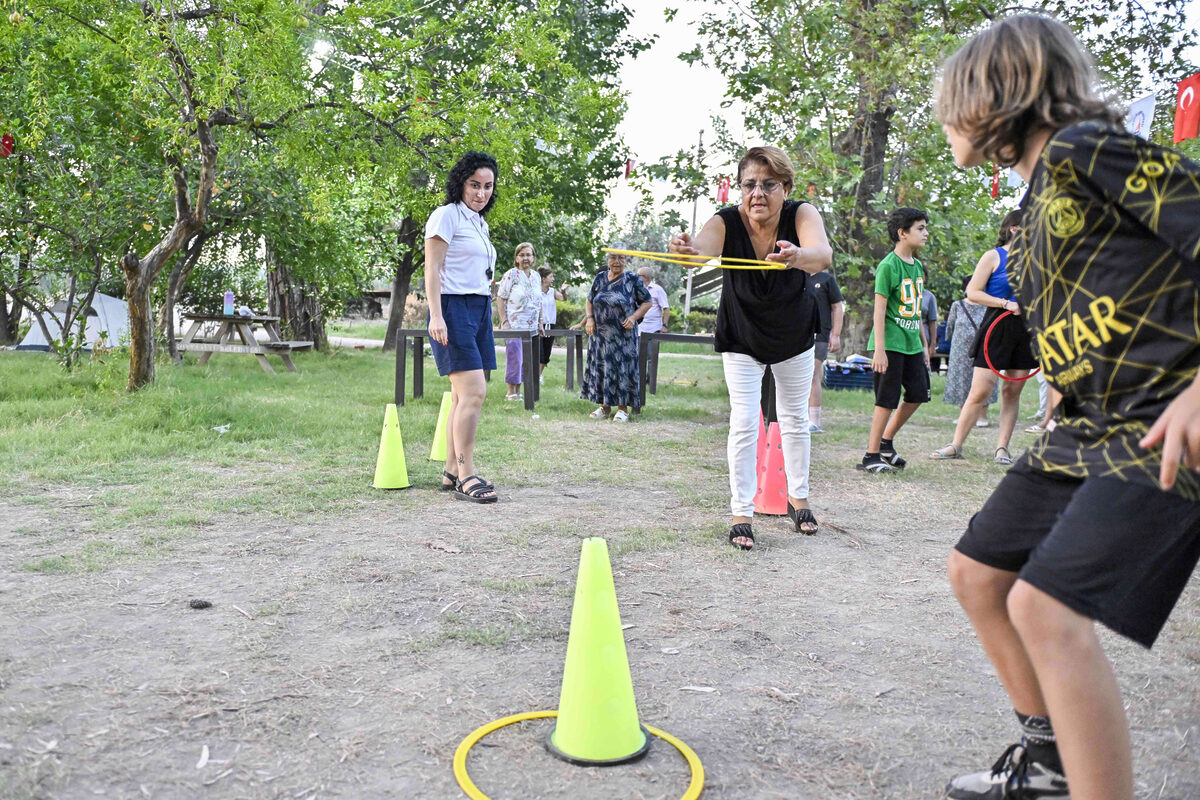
[664,0,1196,336]
[686,308,718,333]
[0,0,645,380]
[555,299,584,329]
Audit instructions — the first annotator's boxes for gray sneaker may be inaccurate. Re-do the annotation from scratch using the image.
[946,743,1069,799]
[809,423,825,434]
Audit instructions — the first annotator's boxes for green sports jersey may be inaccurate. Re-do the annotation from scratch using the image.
[867,251,925,354]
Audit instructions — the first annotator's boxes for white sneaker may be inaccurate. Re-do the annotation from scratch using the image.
[975,418,991,428]
[539,376,544,385]
[612,410,629,422]
[589,406,609,419]
[945,743,1068,799]
[505,393,522,401]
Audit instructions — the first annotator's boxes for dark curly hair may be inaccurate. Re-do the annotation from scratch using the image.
[444,151,499,216]
[887,207,928,244]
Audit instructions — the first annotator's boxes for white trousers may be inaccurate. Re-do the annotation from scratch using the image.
[723,349,814,517]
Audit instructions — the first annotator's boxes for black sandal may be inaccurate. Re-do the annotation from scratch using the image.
[728,523,754,550]
[454,475,498,504]
[787,505,819,535]
[441,470,458,491]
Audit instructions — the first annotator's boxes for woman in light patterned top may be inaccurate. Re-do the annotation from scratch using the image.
[496,242,543,400]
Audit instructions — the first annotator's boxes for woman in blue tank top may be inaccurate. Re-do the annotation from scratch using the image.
[931,210,1038,464]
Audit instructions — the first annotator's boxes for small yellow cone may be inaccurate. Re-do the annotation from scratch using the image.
[372,404,410,490]
[430,391,452,461]
[546,537,650,765]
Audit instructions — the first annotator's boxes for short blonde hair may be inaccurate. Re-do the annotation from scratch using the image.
[736,146,795,189]
[513,242,535,266]
[936,15,1120,166]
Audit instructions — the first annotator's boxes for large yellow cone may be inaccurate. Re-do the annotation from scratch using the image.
[372,404,410,490]
[546,537,650,765]
[429,391,452,461]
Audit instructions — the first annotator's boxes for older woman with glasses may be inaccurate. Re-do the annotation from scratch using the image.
[580,244,652,422]
[670,146,833,550]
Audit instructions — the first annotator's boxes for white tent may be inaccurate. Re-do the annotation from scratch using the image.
[17,293,130,351]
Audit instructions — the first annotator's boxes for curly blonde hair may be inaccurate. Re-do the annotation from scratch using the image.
[936,15,1120,166]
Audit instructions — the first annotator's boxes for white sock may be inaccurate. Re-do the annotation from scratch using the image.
[809,407,821,427]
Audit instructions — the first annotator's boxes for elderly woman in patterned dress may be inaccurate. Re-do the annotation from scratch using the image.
[580,245,652,422]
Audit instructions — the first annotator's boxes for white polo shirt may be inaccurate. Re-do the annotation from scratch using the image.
[424,202,496,296]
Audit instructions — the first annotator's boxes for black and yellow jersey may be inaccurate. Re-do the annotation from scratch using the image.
[1012,120,1200,499]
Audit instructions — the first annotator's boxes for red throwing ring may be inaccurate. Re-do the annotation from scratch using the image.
[983,309,1041,382]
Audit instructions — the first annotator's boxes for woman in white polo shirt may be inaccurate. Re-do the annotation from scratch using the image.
[426,151,500,504]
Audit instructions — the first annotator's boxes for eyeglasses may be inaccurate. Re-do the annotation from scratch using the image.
[740,180,783,195]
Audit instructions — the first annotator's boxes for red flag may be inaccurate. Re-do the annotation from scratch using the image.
[624,158,635,179]
[1173,72,1200,143]
[717,177,730,203]
[0,134,12,158]
[990,164,1001,198]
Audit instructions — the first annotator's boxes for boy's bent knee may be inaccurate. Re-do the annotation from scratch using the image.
[1008,580,1092,647]
[948,549,1008,601]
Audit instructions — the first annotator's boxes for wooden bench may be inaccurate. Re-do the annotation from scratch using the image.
[261,340,315,352]
[177,313,311,373]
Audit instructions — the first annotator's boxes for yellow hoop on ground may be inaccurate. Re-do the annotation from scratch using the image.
[602,247,785,270]
[452,709,705,800]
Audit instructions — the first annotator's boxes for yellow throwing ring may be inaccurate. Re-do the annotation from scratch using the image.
[602,247,786,270]
[452,710,705,800]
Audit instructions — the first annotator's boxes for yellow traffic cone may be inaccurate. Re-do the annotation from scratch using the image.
[430,391,452,461]
[546,537,650,765]
[372,404,410,490]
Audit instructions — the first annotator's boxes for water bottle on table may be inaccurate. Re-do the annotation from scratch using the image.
[223,290,234,316]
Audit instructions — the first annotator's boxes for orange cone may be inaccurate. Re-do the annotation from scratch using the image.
[754,420,787,515]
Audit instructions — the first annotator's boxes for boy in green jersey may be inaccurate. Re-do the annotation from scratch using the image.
[858,207,932,473]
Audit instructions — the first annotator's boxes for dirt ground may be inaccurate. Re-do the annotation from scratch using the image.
[2,419,1198,799]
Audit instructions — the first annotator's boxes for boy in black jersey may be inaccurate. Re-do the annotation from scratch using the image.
[936,15,1200,800]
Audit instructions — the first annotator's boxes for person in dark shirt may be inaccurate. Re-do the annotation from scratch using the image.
[937,15,1200,800]
[669,146,833,550]
[807,270,844,433]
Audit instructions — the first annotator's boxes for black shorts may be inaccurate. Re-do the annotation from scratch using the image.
[872,350,930,409]
[971,307,1038,371]
[539,335,554,365]
[955,461,1200,648]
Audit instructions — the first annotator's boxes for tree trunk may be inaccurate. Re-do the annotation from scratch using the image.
[123,259,156,390]
[383,216,419,352]
[158,231,210,364]
[266,244,328,350]
[0,291,15,345]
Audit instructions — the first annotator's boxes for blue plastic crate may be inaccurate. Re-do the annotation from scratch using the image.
[823,362,874,391]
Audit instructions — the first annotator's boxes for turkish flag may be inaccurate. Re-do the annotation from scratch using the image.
[717,177,729,203]
[624,158,635,179]
[0,134,12,158]
[990,163,1001,198]
[1173,72,1200,143]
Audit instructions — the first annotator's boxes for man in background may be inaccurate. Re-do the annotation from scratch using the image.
[807,269,844,433]
[637,267,671,333]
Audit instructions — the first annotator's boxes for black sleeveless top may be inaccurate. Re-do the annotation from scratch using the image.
[715,199,818,364]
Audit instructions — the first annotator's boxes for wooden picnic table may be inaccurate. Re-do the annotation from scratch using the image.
[392,327,586,410]
[177,313,314,374]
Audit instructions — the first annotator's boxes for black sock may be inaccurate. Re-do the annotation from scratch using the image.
[1016,711,1062,773]
[880,437,895,453]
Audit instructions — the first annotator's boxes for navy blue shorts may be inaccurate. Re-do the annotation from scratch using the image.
[430,294,496,376]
